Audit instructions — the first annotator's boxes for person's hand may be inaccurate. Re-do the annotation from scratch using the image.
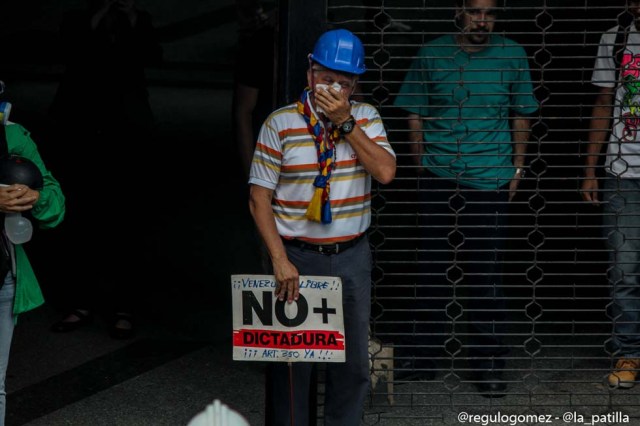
[272,257,300,304]
[115,0,138,26]
[90,0,117,29]
[0,184,40,213]
[314,86,352,126]
[238,7,273,39]
[508,174,522,202]
[508,167,527,202]
[581,176,600,205]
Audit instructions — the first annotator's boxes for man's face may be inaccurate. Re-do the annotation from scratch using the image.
[629,1,640,21]
[307,66,357,97]
[457,0,498,46]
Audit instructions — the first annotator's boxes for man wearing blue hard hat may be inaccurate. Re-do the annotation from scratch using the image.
[248,28,396,425]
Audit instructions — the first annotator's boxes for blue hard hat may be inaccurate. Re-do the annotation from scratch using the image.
[309,29,366,75]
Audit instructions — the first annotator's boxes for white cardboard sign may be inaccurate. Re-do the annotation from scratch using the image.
[231,274,345,363]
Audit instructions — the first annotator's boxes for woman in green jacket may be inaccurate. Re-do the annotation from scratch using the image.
[0,121,65,425]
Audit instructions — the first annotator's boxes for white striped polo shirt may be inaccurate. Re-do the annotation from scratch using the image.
[249,99,394,244]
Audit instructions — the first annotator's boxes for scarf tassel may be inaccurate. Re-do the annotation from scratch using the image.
[305,187,325,223]
[305,189,332,224]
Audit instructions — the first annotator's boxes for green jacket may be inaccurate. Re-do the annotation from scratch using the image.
[5,122,65,316]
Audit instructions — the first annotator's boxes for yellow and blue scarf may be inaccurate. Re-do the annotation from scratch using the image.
[297,88,339,224]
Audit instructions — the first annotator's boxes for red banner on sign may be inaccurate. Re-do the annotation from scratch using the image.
[234,329,345,350]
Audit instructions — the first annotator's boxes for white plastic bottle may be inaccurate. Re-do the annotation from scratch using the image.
[4,212,33,244]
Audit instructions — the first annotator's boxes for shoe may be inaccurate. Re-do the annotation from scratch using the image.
[50,309,92,333]
[471,371,507,398]
[608,358,640,389]
[109,313,135,340]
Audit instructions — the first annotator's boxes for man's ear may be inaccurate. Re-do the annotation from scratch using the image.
[307,68,314,89]
[349,77,359,97]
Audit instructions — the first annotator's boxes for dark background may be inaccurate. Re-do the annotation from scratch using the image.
[0,0,270,324]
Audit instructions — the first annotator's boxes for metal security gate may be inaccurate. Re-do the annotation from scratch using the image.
[280,0,640,424]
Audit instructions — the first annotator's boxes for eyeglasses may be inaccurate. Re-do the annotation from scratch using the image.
[311,67,357,89]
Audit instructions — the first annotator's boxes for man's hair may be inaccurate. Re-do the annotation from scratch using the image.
[454,0,504,30]
[455,0,504,8]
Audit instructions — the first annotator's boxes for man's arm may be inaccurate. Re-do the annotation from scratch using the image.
[508,115,531,201]
[407,113,425,174]
[315,87,396,184]
[581,86,615,204]
[340,124,396,184]
[248,184,300,303]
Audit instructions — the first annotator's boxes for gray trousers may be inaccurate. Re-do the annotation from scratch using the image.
[267,236,372,426]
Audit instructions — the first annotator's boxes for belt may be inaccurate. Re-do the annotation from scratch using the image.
[282,233,365,255]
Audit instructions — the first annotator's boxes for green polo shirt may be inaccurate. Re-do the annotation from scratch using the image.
[394,34,538,189]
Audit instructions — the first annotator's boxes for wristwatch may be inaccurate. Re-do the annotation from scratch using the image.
[338,116,356,135]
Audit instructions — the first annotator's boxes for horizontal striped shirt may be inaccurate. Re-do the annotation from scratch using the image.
[249,99,394,243]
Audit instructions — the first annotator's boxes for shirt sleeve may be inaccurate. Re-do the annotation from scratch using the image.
[510,46,539,116]
[355,103,396,158]
[592,30,617,88]
[248,115,283,190]
[393,47,429,117]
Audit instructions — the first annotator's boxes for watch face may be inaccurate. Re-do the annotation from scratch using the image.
[341,119,355,134]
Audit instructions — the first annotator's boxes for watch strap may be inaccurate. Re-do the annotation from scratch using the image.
[338,116,356,135]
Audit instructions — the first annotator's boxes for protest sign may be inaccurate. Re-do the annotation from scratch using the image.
[231,274,344,363]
